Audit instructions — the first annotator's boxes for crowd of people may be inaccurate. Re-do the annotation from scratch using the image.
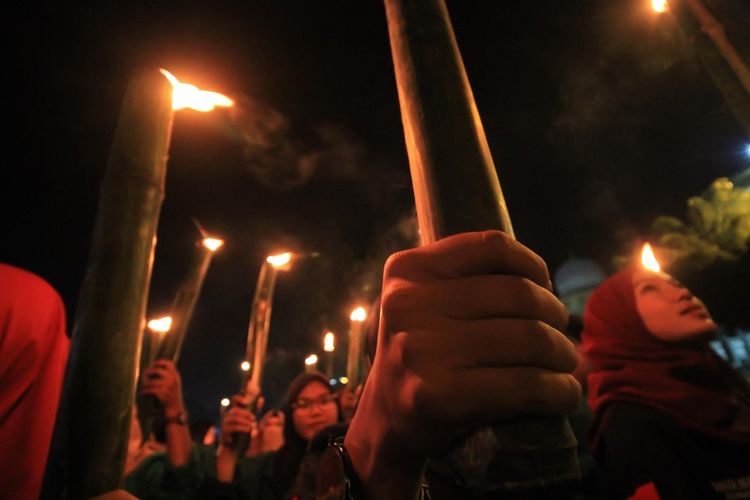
[2,231,750,499]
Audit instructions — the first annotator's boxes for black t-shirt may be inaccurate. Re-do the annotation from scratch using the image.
[594,402,750,499]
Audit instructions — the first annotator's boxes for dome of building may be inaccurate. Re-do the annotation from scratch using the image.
[554,257,608,297]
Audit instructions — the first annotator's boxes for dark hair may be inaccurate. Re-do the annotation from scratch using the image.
[273,371,341,498]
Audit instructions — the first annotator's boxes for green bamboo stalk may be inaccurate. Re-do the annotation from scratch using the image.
[155,241,216,363]
[233,261,278,452]
[63,68,173,497]
[384,0,579,492]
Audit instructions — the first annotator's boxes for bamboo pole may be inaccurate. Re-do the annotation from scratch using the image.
[155,239,218,362]
[384,0,579,492]
[63,68,173,497]
[668,0,750,136]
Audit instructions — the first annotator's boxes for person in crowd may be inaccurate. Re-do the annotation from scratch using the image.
[124,359,214,498]
[582,266,750,499]
[0,263,70,500]
[211,371,341,499]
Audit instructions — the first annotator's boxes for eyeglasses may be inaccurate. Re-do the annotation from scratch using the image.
[290,393,338,411]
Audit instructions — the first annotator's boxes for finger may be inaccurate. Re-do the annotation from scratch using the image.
[232,394,249,408]
[256,396,265,413]
[152,359,174,369]
[385,231,551,291]
[403,319,577,374]
[224,414,254,427]
[144,367,168,380]
[385,275,567,332]
[438,368,581,422]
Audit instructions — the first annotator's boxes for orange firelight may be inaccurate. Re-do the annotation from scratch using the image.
[323,332,335,352]
[651,0,668,13]
[159,69,234,112]
[202,237,224,252]
[266,252,293,269]
[641,243,661,272]
[350,307,367,322]
[147,316,172,333]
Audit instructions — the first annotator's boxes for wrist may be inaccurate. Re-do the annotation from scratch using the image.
[344,396,425,499]
[163,409,188,426]
[163,402,186,419]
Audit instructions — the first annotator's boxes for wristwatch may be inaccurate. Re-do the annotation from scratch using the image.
[164,410,189,426]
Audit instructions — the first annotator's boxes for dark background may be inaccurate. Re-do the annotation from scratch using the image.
[4,1,749,420]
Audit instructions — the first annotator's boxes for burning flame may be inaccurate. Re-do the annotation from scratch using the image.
[304,354,319,366]
[350,307,367,322]
[641,243,661,272]
[159,69,234,112]
[323,332,335,352]
[651,0,668,13]
[267,252,292,268]
[220,398,230,407]
[147,316,172,333]
[202,237,224,252]
[240,361,251,372]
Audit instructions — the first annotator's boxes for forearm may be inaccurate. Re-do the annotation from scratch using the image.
[215,446,239,483]
[164,414,193,467]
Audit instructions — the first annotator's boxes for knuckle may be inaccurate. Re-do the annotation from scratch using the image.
[383,248,419,279]
[380,280,417,318]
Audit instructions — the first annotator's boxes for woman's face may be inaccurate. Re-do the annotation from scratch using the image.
[291,380,338,441]
[632,269,717,341]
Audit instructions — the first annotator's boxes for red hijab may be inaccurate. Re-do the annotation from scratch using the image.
[581,268,750,453]
[0,264,70,499]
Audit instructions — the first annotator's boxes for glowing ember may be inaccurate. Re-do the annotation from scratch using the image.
[240,361,251,372]
[304,354,319,366]
[202,237,224,252]
[350,307,367,322]
[220,398,230,407]
[651,0,668,13]
[641,243,661,272]
[159,69,234,112]
[147,316,172,333]
[266,252,292,268]
[323,332,335,352]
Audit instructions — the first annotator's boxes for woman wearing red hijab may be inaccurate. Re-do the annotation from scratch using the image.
[582,267,750,499]
[0,263,70,499]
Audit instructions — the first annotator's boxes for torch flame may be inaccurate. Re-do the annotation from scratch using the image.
[324,332,335,352]
[266,252,293,268]
[220,398,230,407]
[652,0,668,13]
[641,243,661,272]
[304,354,319,366]
[159,69,234,112]
[147,316,172,333]
[202,237,224,252]
[350,307,367,322]
[240,360,251,371]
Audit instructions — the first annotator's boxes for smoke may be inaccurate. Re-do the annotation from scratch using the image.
[225,94,368,191]
[554,2,699,135]
[346,214,419,302]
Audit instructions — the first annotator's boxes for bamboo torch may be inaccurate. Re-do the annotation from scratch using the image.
[233,252,293,452]
[56,68,232,497]
[347,307,367,387]
[383,0,579,492]
[155,234,224,362]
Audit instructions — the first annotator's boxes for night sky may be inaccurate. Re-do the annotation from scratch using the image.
[5,1,749,420]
